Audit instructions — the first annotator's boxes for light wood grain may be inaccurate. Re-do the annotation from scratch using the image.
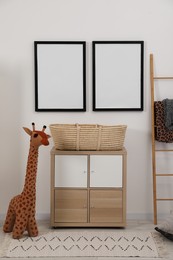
[55,189,87,223]
[90,190,122,223]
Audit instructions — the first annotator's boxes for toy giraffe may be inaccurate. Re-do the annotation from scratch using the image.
[3,123,50,239]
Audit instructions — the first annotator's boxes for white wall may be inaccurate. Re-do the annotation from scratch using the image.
[0,0,173,222]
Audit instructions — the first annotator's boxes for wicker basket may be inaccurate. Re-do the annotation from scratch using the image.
[49,124,127,151]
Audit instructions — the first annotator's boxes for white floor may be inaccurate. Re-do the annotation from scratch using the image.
[0,220,173,260]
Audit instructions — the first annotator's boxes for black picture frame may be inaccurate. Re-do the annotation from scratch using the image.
[34,41,86,112]
[92,41,144,111]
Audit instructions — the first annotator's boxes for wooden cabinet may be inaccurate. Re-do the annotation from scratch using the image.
[50,148,127,227]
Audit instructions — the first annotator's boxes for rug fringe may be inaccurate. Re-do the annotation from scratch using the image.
[151,231,168,258]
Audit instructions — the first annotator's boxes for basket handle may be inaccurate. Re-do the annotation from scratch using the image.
[97,125,102,150]
[76,124,80,150]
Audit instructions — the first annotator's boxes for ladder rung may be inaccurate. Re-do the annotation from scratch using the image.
[157,198,173,201]
[156,173,173,177]
[154,76,173,80]
[155,149,173,152]
[156,174,173,176]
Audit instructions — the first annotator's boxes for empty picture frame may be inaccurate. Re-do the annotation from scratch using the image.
[93,41,144,111]
[34,41,86,111]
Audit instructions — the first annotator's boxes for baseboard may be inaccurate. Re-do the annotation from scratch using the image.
[36,213,50,221]
[0,212,170,223]
[0,213,50,223]
[127,213,153,221]
[127,212,172,222]
[0,214,5,222]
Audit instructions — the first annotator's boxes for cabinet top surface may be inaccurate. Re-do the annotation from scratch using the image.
[50,147,127,155]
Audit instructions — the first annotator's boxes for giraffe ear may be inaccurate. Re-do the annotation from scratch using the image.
[23,127,32,136]
[47,134,51,139]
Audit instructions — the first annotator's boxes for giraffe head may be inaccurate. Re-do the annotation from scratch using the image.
[23,123,51,148]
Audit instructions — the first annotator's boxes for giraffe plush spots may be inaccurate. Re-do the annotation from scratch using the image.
[3,123,50,239]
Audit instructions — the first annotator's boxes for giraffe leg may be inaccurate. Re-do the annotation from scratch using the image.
[27,217,38,237]
[3,204,15,233]
[12,213,27,239]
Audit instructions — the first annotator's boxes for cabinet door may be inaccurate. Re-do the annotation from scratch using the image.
[90,190,123,223]
[90,155,122,187]
[55,155,87,187]
[55,189,87,223]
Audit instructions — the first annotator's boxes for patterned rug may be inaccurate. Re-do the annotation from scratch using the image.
[1,230,163,258]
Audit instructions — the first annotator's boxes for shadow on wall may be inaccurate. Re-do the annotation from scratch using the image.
[0,65,23,216]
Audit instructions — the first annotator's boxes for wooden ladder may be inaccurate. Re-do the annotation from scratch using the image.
[150,53,173,224]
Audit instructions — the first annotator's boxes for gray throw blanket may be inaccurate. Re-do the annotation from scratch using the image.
[163,98,173,130]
